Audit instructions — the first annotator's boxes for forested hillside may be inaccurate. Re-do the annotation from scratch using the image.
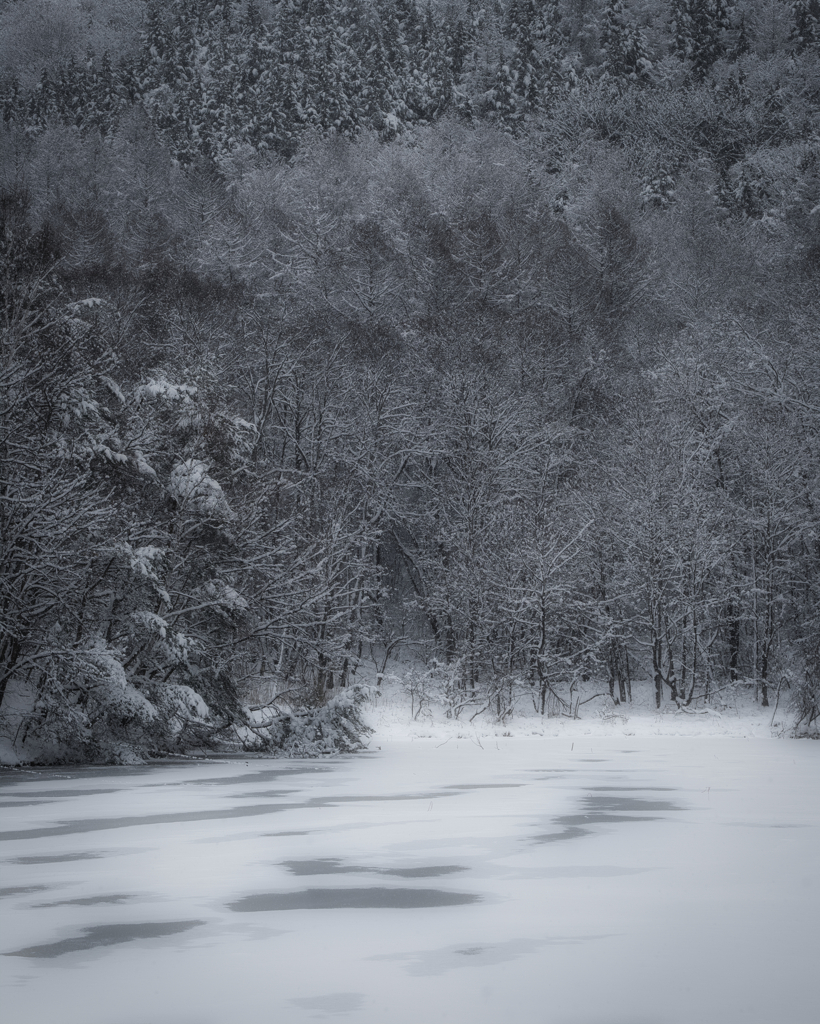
[1,0,819,761]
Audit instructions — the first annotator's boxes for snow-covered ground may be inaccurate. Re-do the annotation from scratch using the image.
[363,677,789,743]
[1,695,818,1024]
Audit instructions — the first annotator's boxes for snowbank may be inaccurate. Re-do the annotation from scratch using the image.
[361,678,787,747]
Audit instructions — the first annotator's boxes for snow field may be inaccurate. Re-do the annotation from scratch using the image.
[1,733,818,1024]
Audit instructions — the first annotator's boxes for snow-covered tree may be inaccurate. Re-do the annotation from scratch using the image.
[671,0,733,77]
[790,0,820,49]
[601,0,652,84]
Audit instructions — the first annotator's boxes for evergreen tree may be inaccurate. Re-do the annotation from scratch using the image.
[94,53,123,133]
[405,4,453,121]
[729,11,752,60]
[314,28,358,135]
[530,0,567,110]
[488,52,519,124]
[28,68,57,130]
[355,6,408,133]
[449,15,472,84]
[297,0,358,135]
[601,0,652,84]
[505,0,567,117]
[138,0,180,91]
[671,0,733,78]
[336,0,370,130]
[790,0,820,49]
[271,0,310,153]
[237,6,279,150]
[508,0,546,113]
[0,77,21,125]
[55,56,84,127]
[446,0,483,114]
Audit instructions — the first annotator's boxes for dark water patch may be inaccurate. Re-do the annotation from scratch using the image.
[196,827,312,844]
[0,885,49,897]
[245,791,460,813]
[191,790,460,818]
[0,803,288,841]
[229,887,481,911]
[282,859,467,880]
[238,790,298,799]
[532,826,590,844]
[283,859,360,876]
[583,795,682,813]
[533,793,682,840]
[312,791,458,806]
[457,946,485,955]
[5,920,204,958]
[586,786,675,793]
[186,767,333,787]
[555,814,661,825]
[13,852,103,864]
[0,768,155,789]
[35,894,131,907]
[3,788,119,800]
[443,784,521,791]
[383,865,465,878]
[0,799,61,807]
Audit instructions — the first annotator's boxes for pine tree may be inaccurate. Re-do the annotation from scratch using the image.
[286,0,355,136]
[138,0,180,91]
[790,0,820,49]
[508,0,545,113]
[406,4,453,121]
[531,0,567,110]
[671,0,732,78]
[55,56,84,127]
[601,0,652,85]
[488,52,519,125]
[729,11,752,60]
[315,27,357,135]
[236,4,277,150]
[449,15,472,83]
[355,6,408,133]
[28,68,57,130]
[0,77,21,125]
[270,0,309,153]
[336,0,369,131]
[445,0,481,115]
[504,0,566,117]
[86,52,123,135]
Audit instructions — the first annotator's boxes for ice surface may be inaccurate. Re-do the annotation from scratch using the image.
[1,736,819,1024]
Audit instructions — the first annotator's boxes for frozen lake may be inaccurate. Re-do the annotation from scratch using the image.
[1,736,818,1024]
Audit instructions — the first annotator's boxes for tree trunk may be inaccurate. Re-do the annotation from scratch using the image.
[727,599,740,682]
[653,629,663,708]
[625,651,632,702]
[760,648,769,707]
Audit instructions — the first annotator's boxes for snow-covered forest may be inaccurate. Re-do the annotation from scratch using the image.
[2,0,820,762]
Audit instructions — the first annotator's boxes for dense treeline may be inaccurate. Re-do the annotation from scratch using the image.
[1,0,820,760]
[0,0,814,159]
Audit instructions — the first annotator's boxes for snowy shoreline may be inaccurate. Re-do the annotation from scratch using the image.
[0,679,798,768]
[363,695,786,747]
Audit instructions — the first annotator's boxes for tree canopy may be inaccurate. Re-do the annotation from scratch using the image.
[2,0,820,760]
